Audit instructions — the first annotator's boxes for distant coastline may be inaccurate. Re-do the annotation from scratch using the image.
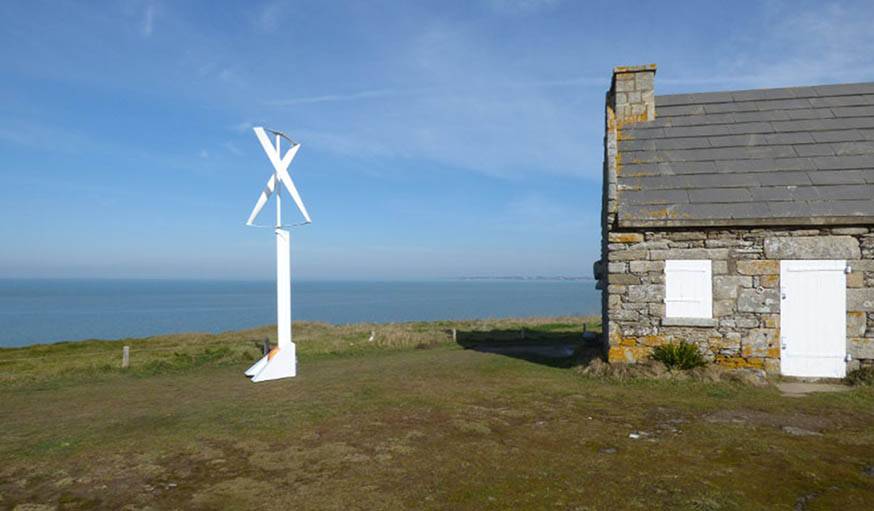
[457,276,593,281]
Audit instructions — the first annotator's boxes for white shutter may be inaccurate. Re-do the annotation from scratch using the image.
[664,260,712,319]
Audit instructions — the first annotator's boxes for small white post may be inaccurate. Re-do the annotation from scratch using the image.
[122,346,130,369]
[452,328,457,342]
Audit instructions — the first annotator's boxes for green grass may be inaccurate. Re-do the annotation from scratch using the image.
[1,317,874,510]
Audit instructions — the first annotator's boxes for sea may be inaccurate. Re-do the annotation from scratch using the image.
[0,279,600,347]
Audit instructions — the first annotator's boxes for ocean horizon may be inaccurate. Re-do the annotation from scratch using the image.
[0,278,600,347]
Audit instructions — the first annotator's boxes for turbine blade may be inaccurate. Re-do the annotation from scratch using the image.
[278,169,312,223]
[246,174,276,225]
[253,127,280,166]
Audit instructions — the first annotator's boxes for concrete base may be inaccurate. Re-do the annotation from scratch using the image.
[245,344,297,382]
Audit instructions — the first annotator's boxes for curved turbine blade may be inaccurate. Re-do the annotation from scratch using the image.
[246,174,276,225]
[278,170,312,223]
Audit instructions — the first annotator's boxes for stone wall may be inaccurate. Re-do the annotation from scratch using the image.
[605,227,874,373]
[599,64,657,357]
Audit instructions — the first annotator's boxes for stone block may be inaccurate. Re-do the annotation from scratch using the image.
[759,274,780,288]
[608,262,627,273]
[848,311,867,337]
[608,294,622,308]
[742,328,777,357]
[712,260,729,275]
[608,232,643,243]
[736,260,779,275]
[849,337,874,359]
[764,236,861,259]
[848,289,874,312]
[610,274,640,285]
[831,227,868,235]
[764,358,781,374]
[713,299,734,317]
[611,250,647,261]
[648,303,665,317]
[847,271,864,288]
[714,276,753,300]
[762,314,779,329]
[737,288,780,313]
[626,284,664,303]
[649,248,729,260]
[736,317,760,328]
[629,260,664,273]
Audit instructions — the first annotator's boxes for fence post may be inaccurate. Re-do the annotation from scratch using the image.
[451,328,457,342]
[122,346,130,369]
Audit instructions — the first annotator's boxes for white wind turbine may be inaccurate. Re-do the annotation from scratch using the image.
[244,126,312,383]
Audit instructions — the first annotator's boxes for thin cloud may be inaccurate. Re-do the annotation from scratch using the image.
[141,2,155,37]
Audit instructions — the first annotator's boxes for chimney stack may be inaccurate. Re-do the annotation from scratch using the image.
[608,64,656,125]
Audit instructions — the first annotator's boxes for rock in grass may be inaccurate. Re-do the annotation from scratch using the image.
[782,425,821,437]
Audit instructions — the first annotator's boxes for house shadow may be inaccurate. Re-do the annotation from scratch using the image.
[455,329,603,368]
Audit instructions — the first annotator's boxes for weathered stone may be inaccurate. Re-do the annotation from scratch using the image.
[629,260,664,273]
[610,274,641,285]
[713,300,734,317]
[764,236,861,259]
[762,314,779,329]
[847,271,864,288]
[611,250,647,261]
[608,294,622,308]
[759,274,780,288]
[649,248,730,260]
[626,285,664,303]
[712,260,728,275]
[849,337,874,359]
[608,232,643,243]
[742,329,776,358]
[737,288,780,313]
[648,303,665,317]
[848,311,867,337]
[714,276,753,300]
[736,317,760,328]
[608,262,627,274]
[848,289,874,312]
[831,227,868,235]
[736,260,779,275]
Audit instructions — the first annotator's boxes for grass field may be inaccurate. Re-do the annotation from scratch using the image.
[2,317,874,510]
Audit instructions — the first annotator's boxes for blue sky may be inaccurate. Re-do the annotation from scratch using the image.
[2,0,874,280]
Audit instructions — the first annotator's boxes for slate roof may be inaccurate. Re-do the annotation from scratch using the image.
[617,82,874,227]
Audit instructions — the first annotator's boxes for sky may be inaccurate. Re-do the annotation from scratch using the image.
[2,0,874,280]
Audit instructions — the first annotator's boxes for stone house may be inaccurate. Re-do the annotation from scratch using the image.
[594,64,874,378]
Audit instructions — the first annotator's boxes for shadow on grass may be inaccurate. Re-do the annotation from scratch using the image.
[456,329,603,368]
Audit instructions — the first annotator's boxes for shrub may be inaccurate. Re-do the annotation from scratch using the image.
[846,366,874,386]
[652,341,706,370]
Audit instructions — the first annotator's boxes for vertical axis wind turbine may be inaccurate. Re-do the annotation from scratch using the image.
[244,127,312,382]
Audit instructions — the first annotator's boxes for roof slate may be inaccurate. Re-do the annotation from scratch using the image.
[617,81,874,227]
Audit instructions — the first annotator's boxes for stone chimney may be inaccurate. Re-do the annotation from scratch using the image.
[602,64,656,233]
[598,64,656,356]
[607,64,656,126]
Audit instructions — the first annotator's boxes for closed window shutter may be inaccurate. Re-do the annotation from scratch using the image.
[665,260,712,319]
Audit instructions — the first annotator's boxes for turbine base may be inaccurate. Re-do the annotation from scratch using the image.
[245,344,297,382]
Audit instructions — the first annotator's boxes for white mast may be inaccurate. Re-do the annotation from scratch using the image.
[244,127,311,382]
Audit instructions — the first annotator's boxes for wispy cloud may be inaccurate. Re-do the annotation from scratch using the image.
[141,2,156,37]
[487,0,564,15]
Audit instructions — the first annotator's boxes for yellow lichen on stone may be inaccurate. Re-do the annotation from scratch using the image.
[715,356,765,369]
[608,232,644,243]
[736,260,779,275]
[640,335,667,347]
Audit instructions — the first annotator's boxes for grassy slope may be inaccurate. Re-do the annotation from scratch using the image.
[1,317,874,510]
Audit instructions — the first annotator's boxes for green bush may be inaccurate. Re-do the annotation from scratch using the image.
[846,366,874,386]
[652,342,706,370]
